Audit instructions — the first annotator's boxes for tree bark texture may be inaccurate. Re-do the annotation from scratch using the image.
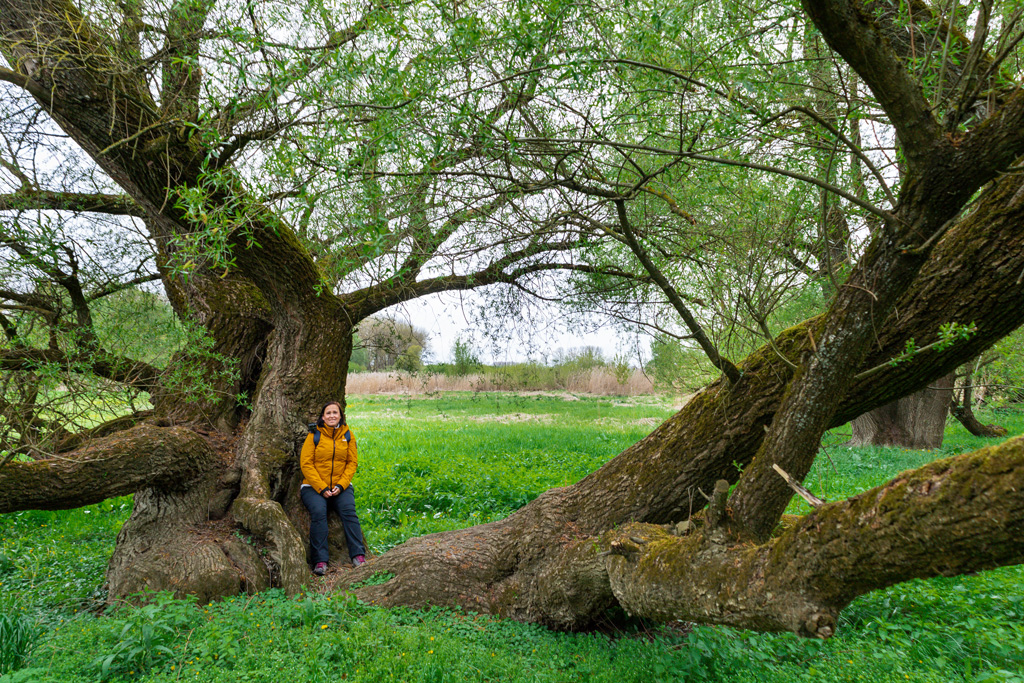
[0,425,215,513]
[601,436,1024,636]
[850,373,956,448]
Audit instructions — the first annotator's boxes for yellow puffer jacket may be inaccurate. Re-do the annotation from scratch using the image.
[299,424,357,494]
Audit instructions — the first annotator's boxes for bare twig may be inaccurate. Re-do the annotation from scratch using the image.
[772,464,825,507]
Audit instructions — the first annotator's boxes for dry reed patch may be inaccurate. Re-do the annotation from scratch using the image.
[579,368,655,395]
[346,368,656,396]
[346,372,495,395]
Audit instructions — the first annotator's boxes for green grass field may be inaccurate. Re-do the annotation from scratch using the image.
[1,393,1022,683]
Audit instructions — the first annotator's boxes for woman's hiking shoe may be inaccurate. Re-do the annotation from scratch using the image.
[352,555,366,567]
[313,562,327,576]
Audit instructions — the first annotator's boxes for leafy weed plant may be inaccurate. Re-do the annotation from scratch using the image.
[91,592,198,680]
[0,611,38,674]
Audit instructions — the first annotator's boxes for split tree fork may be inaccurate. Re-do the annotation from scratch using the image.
[2,0,1024,637]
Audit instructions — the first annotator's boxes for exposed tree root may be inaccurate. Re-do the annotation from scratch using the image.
[231,496,309,594]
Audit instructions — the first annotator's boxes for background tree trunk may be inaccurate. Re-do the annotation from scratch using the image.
[850,373,956,448]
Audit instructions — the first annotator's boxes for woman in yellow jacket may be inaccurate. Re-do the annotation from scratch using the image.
[299,401,366,575]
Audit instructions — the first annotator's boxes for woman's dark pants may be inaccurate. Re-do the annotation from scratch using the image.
[300,485,366,564]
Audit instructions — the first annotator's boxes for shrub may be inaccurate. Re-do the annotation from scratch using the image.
[451,339,481,377]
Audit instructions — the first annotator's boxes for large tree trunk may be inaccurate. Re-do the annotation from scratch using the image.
[103,305,357,600]
[0,0,363,599]
[850,373,956,448]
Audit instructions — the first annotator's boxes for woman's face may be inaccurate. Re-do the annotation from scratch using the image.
[322,404,342,427]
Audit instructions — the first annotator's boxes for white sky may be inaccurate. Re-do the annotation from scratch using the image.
[393,291,645,365]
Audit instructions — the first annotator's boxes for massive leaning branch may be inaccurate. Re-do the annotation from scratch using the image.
[0,424,216,512]
[722,0,1024,541]
[562,167,1024,534]
[603,436,1024,636]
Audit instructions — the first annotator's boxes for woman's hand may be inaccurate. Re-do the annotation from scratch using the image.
[323,486,341,498]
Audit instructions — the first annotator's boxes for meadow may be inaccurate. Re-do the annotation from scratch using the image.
[1,393,1022,683]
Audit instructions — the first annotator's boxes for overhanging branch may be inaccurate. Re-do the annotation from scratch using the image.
[615,199,741,384]
[0,189,143,216]
[0,424,216,512]
[342,249,642,322]
[0,66,55,105]
[0,347,162,391]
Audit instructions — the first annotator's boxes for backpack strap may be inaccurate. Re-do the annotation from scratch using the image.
[308,424,350,445]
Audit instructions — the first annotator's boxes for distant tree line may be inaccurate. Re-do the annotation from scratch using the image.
[349,317,430,373]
